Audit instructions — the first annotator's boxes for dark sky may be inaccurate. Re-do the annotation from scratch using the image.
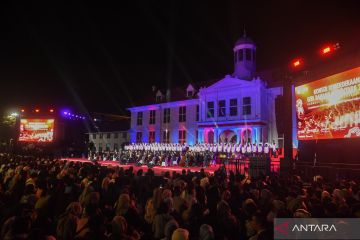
[1,0,359,115]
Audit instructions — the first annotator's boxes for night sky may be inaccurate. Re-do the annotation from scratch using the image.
[1,0,359,115]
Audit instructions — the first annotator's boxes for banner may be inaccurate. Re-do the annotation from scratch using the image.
[19,119,55,142]
[295,66,360,140]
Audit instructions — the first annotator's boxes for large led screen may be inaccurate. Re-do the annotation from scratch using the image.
[295,66,360,140]
[19,119,55,142]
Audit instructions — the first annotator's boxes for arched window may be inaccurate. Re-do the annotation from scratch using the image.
[237,49,244,62]
[245,49,251,61]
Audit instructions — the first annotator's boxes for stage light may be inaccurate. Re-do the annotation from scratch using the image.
[50,109,54,113]
[35,109,40,113]
[21,109,25,113]
[291,58,303,69]
[322,46,332,54]
[320,43,340,56]
[293,60,301,67]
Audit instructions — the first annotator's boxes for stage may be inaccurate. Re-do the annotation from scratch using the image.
[60,158,219,175]
[60,157,280,176]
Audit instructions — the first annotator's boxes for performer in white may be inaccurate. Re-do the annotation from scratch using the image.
[271,141,277,157]
[241,144,246,154]
[236,143,241,153]
[252,143,257,154]
[246,142,252,154]
[227,144,232,154]
[231,144,236,153]
[264,143,270,155]
[139,154,145,165]
[217,143,222,153]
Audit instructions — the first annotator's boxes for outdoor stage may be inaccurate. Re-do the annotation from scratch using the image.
[60,157,280,176]
[61,158,219,175]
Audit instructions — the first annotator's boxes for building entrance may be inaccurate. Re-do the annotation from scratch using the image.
[219,130,237,143]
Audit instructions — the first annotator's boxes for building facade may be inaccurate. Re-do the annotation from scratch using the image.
[88,131,130,152]
[128,34,283,145]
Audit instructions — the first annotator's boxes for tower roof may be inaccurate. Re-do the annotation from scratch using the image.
[235,29,255,46]
[235,36,255,45]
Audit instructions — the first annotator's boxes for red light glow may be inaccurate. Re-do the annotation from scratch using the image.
[322,46,331,54]
[50,109,54,113]
[292,58,302,68]
[320,43,339,55]
[21,109,25,113]
[35,109,40,113]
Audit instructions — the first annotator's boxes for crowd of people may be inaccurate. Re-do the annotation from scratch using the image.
[89,142,277,168]
[0,152,359,240]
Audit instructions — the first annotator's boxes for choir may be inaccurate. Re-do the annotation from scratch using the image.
[88,142,277,168]
[123,142,276,154]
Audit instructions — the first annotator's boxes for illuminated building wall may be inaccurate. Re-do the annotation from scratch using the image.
[128,34,283,145]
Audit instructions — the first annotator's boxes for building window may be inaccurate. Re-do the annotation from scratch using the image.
[136,132,142,143]
[246,48,251,61]
[92,134,96,139]
[179,106,186,122]
[238,49,244,62]
[196,130,199,144]
[149,110,156,124]
[207,101,214,118]
[218,100,226,117]
[114,143,118,151]
[179,130,186,144]
[99,133,103,139]
[243,97,251,115]
[187,90,193,97]
[156,95,162,102]
[163,108,170,123]
[106,133,111,139]
[114,133,119,139]
[98,143,102,152]
[163,131,170,143]
[230,98,238,116]
[196,105,199,121]
[149,131,155,143]
[122,132,127,138]
[106,143,111,151]
[137,112,143,126]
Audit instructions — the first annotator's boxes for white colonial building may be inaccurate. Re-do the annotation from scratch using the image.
[128,34,282,145]
[88,131,130,152]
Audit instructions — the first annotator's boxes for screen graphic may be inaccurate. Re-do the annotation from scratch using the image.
[19,119,55,142]
[295,67,360,140]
